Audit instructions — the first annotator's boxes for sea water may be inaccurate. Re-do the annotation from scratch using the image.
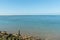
[0,15,60,40]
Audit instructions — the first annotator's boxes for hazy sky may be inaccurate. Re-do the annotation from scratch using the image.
[0,0,60,15]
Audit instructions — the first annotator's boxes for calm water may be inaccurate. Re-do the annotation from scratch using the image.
[0,15,60,40]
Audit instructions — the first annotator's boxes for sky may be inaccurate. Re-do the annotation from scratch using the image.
[0,0,60,15]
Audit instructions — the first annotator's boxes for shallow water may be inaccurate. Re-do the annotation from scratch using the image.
[0,15,60,40]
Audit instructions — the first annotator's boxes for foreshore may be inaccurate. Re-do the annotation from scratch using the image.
[0,31,42,40]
